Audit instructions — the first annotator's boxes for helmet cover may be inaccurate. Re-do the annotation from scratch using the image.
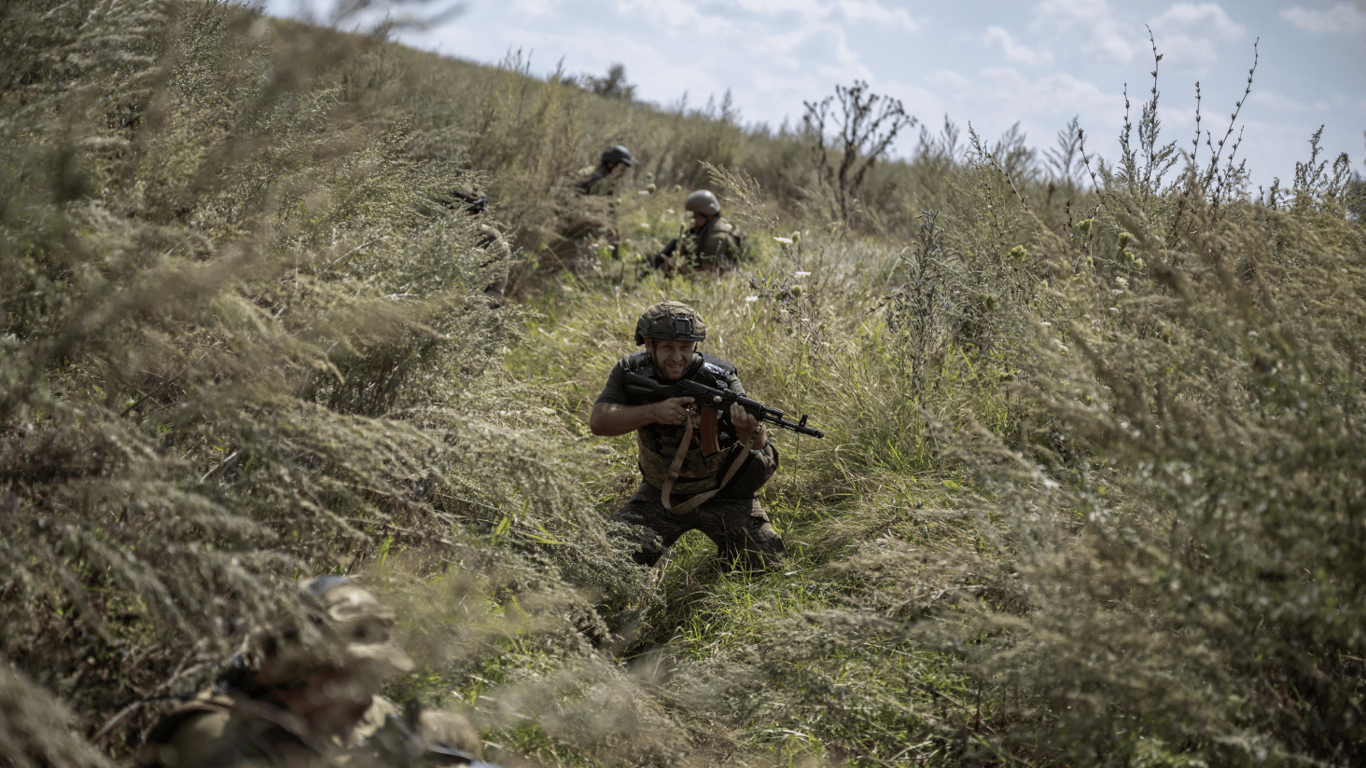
[633,301,707,345]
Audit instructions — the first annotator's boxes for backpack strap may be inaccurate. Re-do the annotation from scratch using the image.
[659,414,761,514]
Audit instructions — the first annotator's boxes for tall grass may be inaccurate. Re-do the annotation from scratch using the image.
[3,3,1363,767]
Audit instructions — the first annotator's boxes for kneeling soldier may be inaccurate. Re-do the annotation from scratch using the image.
[649,190,747,276]
[589,301,785,570]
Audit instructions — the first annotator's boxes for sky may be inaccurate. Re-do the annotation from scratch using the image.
[263,0,1366,194]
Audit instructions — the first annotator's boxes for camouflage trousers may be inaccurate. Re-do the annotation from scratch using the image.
[612,483,786,571]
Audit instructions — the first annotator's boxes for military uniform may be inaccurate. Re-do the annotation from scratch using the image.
[475,223,512,306]
[653,216,747,274]
[568,164,619,198]
[138,693,355,768]
[135,578,482,768]
[595,348,784,570]
[442,187,511,307]
[536,146,632,278]
[139,696,481,768]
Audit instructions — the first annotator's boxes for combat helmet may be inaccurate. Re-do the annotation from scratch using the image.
[684,189,721,217]
[301,576,413,673]
[601,144,633,167]
[634,301,707,345]
[248,576,414,683]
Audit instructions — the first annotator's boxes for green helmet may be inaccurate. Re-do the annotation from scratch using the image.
[685,189,721,217]
[634,301,707,345]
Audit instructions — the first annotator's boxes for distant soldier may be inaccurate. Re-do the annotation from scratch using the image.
[589,301,784,571]
[541,145,633,276]
[571,144,633,197]
[136,576,482,768]
[445,187,512,308]
[649,190,747,276]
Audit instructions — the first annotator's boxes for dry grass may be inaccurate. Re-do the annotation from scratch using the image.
[2,3,1363,767]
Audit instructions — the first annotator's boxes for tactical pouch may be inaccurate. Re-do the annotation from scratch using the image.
[719,440,779,498]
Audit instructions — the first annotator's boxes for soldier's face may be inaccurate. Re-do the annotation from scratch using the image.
[648,339,695,380]
[691,212,707,229]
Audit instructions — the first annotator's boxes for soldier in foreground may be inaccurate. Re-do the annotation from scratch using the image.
[136,576,483,767]
[589,301,786,570]
[649,190,747,276]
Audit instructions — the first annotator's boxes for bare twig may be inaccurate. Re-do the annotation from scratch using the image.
[968,124,1028,212]
[92,649,213,745]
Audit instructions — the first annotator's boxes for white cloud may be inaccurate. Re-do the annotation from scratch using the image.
[1031,0,1142,62]
[508,0,558,17]
[1148,35,1215,68]
[617,0,706,29]
[983,26,1055,66]
[1280,4,1366,34]
[687,0,919,33]
[788,25,866,73]
[926,69,976,98]
[835,0,919,32]
[1248,91,1312,113]
[1151,3,1245,39]
[978,66,1110,118]
[1142,4,1251,71]
[730,0,815,11]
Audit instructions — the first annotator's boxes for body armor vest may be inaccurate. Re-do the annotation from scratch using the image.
[622,351,746,495]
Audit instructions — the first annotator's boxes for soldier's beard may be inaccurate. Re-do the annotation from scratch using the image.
[651,352,687,380]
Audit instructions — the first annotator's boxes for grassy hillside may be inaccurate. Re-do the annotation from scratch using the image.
[2,2,1363,767]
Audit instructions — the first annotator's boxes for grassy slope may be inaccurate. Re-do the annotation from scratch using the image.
[2,3,1363,768]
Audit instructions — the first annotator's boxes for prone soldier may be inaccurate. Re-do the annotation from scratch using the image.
[136,576,482,768]
[538,145,634,278]
[444,187,512,308]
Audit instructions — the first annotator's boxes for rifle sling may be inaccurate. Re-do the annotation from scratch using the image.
[660,412,760,515]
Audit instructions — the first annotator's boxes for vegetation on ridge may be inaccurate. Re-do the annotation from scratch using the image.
[1,1,1363,767]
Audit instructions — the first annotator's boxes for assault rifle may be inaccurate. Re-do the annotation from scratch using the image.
[624,371,824,455]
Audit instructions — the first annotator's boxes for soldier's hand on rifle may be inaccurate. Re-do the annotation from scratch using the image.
[652,396,696,426]
[731,402,767,447]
